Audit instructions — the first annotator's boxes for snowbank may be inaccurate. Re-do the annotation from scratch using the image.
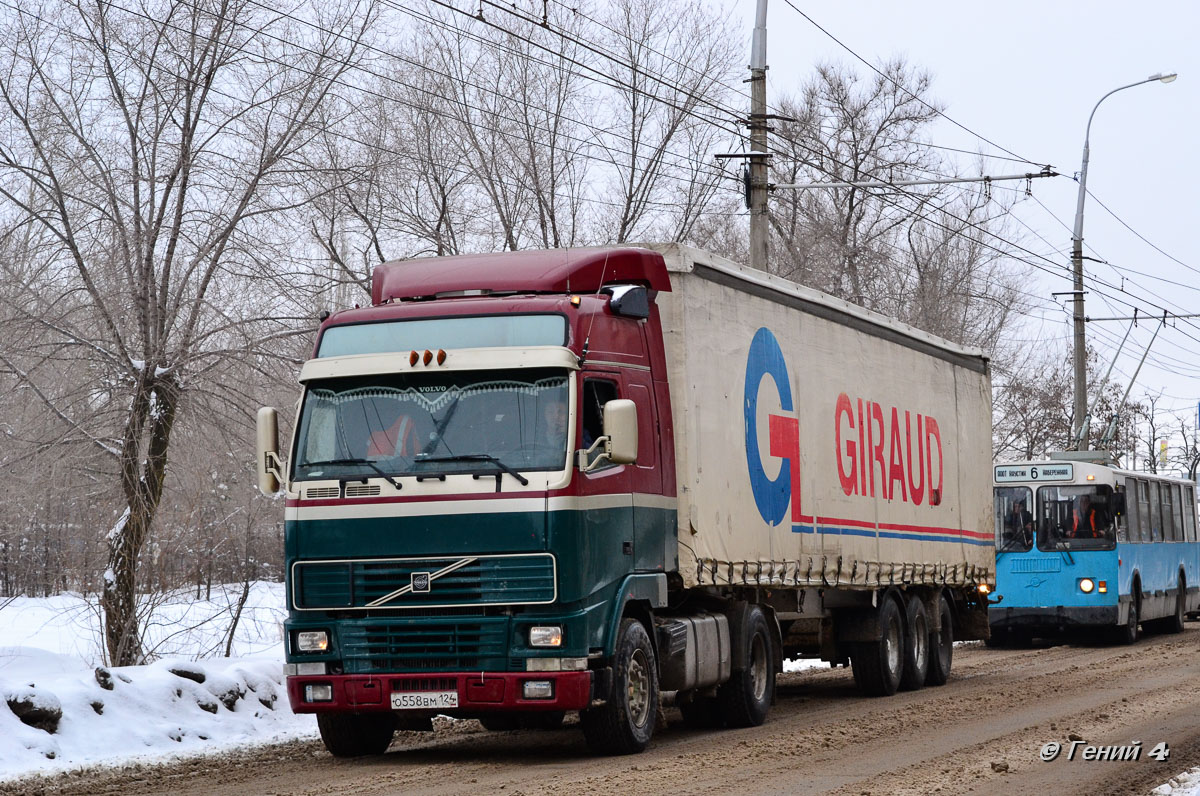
[1154,767,1200,796]
[0,584,316,782]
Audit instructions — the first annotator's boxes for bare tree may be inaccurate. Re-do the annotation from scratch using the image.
[0,0,375,664]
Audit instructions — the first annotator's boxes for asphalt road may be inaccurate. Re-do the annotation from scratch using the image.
[10,626,1200,796]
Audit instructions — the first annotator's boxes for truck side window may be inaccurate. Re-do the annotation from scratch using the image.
[582,379,618,454]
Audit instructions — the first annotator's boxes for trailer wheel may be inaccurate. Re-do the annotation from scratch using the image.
[898,596,929,691]
[717,605,775,728]
[850,596,905,697]
[316,712,396,757]
[925,594,954,686]
[581,618,658,755]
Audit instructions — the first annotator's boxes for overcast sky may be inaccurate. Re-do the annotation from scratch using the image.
[736,1,1199,454]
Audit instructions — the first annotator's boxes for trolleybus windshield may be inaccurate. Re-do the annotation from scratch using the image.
[1036,484,1117,551]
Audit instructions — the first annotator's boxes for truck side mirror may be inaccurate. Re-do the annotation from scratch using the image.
[257,406,284,495]
[578,398,639,472]
[603,399,638,464]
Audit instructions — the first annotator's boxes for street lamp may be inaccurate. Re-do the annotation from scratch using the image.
[1070,72,1177,451]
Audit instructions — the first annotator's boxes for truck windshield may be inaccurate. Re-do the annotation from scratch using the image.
[292,368,569,481]
[994,486,1033,552]
[1036,484,1116,551]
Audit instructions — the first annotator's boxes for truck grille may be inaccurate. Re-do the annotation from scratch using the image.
[293,554,556,611]
[340,618,509,674]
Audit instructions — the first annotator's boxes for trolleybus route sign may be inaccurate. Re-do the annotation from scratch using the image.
[995,464,1073,483]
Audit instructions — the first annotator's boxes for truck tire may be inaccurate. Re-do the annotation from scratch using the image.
[925,594,953,686]
[898,595,929,691]
[317,712,396,757]
[850,596,905,697]
[717,605,775,728]
[581,618,658,755]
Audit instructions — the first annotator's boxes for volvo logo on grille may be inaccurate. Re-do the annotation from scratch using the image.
[411,572,432,592]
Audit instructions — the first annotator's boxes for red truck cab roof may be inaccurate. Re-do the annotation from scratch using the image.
[370,247,670,305]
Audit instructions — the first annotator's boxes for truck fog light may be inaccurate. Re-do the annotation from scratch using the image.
[1098,581,1107,593]
[305,684,333,702]
[297,630,329,652]
[522,680,554,700]
[525,657,586,672]
[529,626,563,648]
[1079,578,1095,594]
[296,662,328,675]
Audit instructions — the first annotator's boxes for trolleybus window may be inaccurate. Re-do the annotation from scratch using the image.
[1185,486,1198,542]
[1036,484,1116,551]
[1148,481,1163,541]
[1135,479,1152,542]
[994,486,1033,552]
[1162,484,1178,541]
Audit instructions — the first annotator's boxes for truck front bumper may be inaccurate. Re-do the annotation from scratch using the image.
[287,670,594,714]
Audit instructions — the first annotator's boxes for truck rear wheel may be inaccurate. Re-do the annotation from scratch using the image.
[581,618,658,755]
[850,596,905,697]
[898,596,929,691]
[317,712,396,757]
[717,605,775,728]
[925,594,953,686]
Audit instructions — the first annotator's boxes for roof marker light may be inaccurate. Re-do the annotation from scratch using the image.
[423,349,433,366]
[1087,474,1096,481]
[570,295,581,306]
[409,351,419,367]
[437,349,446,365]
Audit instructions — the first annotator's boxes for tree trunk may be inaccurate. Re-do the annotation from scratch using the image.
[100,373,180,666]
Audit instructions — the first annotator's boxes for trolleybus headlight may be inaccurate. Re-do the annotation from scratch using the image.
[296,630,329,652]
[529,626,563,647]
[1079,578,1095,594]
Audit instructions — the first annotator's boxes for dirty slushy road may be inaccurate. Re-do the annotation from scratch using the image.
[10,627,1200,796]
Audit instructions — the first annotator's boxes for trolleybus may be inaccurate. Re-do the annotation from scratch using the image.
[990,455,1200,644]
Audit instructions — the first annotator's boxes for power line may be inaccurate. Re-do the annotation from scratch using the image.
[779,0,1042,167]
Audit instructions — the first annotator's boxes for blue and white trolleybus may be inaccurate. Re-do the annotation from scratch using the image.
[990,455,1200,644]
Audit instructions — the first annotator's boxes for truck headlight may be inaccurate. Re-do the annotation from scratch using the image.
[1079,578,1095,594]
[297,630,329,652]
[529,626,563,648]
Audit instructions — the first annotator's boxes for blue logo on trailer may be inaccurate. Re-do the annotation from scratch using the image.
[744,327,798,526]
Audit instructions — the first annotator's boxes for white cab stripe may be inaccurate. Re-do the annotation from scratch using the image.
[286,493,677,522]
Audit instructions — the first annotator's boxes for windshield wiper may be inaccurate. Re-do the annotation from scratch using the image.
[300,458,402,490]
[413,453,529,486]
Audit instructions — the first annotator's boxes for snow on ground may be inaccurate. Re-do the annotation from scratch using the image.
[0,583,316,782]
[1154,767,1200,795]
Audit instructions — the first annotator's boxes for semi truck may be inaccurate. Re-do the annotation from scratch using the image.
[257,243,994,757]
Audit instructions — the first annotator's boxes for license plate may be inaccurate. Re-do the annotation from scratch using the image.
[390,690,459,710]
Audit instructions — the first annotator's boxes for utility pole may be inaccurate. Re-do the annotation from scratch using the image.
[748,0,769,272]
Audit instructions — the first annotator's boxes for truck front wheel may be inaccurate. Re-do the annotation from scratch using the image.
[850,596,905,697]
[581,618,658,755]
[316,712,396,757]
[717,605,775,727]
